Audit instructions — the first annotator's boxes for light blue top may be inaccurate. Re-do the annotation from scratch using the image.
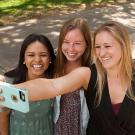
[6,77,53,135]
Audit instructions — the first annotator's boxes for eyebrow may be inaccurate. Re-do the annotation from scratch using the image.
[25,52,49,54]
[64,39,84,42]
[95,43,111,45]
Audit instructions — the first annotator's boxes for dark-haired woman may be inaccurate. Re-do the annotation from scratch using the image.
[0,33,56,135]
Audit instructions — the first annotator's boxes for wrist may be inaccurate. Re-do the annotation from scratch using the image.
[0,107,9,113]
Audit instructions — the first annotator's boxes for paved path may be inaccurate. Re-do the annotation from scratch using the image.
[0,0,135,73]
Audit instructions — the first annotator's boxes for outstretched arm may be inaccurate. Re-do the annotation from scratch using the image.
[0,76,9,135]
[15,67,91,101]
[0,108,10,135]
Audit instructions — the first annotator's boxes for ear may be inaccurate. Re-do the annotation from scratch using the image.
[49,57,51,64]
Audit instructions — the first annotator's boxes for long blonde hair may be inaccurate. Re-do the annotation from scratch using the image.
[93,21,134,105]
[55,17,92,77]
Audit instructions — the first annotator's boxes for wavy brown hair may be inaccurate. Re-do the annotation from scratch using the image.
[55,17,92,77]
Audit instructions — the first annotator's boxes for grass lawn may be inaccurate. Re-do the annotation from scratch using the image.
[0,0,116,16]
[0,0,122,25]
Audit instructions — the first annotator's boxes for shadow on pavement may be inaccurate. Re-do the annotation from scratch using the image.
[0,0,135,70]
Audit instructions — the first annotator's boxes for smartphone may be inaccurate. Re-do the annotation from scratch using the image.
[0,82,29,113]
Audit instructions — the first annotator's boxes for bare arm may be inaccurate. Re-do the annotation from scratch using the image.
[15,67,91,101]
[0,109,10,135]
[0,76,9,135]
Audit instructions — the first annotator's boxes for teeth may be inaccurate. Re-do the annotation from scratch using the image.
[67,53,76,56]
[100,58,110,65]
[33,64,42,68]
[101,57,109,61]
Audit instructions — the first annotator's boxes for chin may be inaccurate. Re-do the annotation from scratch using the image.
[33,72,44,76]
[67,58,77,62]
[102,64,111,69]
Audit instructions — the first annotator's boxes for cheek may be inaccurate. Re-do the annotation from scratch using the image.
[24,59,30,68]
[95,49,100,57]
[61,46,66,52]
[115,52,122,62]
[78,46,87,53]
[42,58,50,66]
[24,62,29,70]
[61,47,67,56]
[24,56,30,64]
[80,49,86,57]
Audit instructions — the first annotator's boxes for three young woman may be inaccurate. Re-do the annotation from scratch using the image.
[14,20,135,135]
[1,19,135,135]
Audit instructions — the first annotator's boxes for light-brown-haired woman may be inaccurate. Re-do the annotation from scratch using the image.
[54,17,91,135]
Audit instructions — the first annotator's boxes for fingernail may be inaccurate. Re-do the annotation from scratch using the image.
[0,88,3,93]
[0,96,5,101]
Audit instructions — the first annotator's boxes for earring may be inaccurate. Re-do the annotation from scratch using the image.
[49,61,51,64]
[23,61,25,64]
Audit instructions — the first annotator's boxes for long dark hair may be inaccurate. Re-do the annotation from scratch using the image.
[5,33,56,84]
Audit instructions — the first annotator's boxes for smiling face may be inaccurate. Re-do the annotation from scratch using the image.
[61,28,87,64]
[24,41,50,80]
[95,31,122,71]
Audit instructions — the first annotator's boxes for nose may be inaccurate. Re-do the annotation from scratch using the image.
[68,43,75,50]
[35,55,41,62]
[99,47,105,57]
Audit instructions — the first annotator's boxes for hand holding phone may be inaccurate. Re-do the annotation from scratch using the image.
[0,82,29,113]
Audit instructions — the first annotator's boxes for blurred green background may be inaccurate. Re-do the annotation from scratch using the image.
[0,0,117,18]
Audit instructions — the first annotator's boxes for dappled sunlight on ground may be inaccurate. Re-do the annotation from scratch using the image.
[0,0,135,71]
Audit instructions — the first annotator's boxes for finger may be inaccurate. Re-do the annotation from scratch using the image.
[0,96,5,101]
[0,75,6,82]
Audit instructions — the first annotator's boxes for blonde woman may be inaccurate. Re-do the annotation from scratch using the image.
[85,21,135,135]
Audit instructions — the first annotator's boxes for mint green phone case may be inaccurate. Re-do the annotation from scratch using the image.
[0,82,29,113]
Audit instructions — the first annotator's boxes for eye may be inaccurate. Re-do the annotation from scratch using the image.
[27,54,34,57]
[95,45,100,49]
[25,52,35,57]
[63,41,69,44]
[105,45,111,48]
[74,42,81,46]
[40,54,49,57]
[62,41,69,47]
